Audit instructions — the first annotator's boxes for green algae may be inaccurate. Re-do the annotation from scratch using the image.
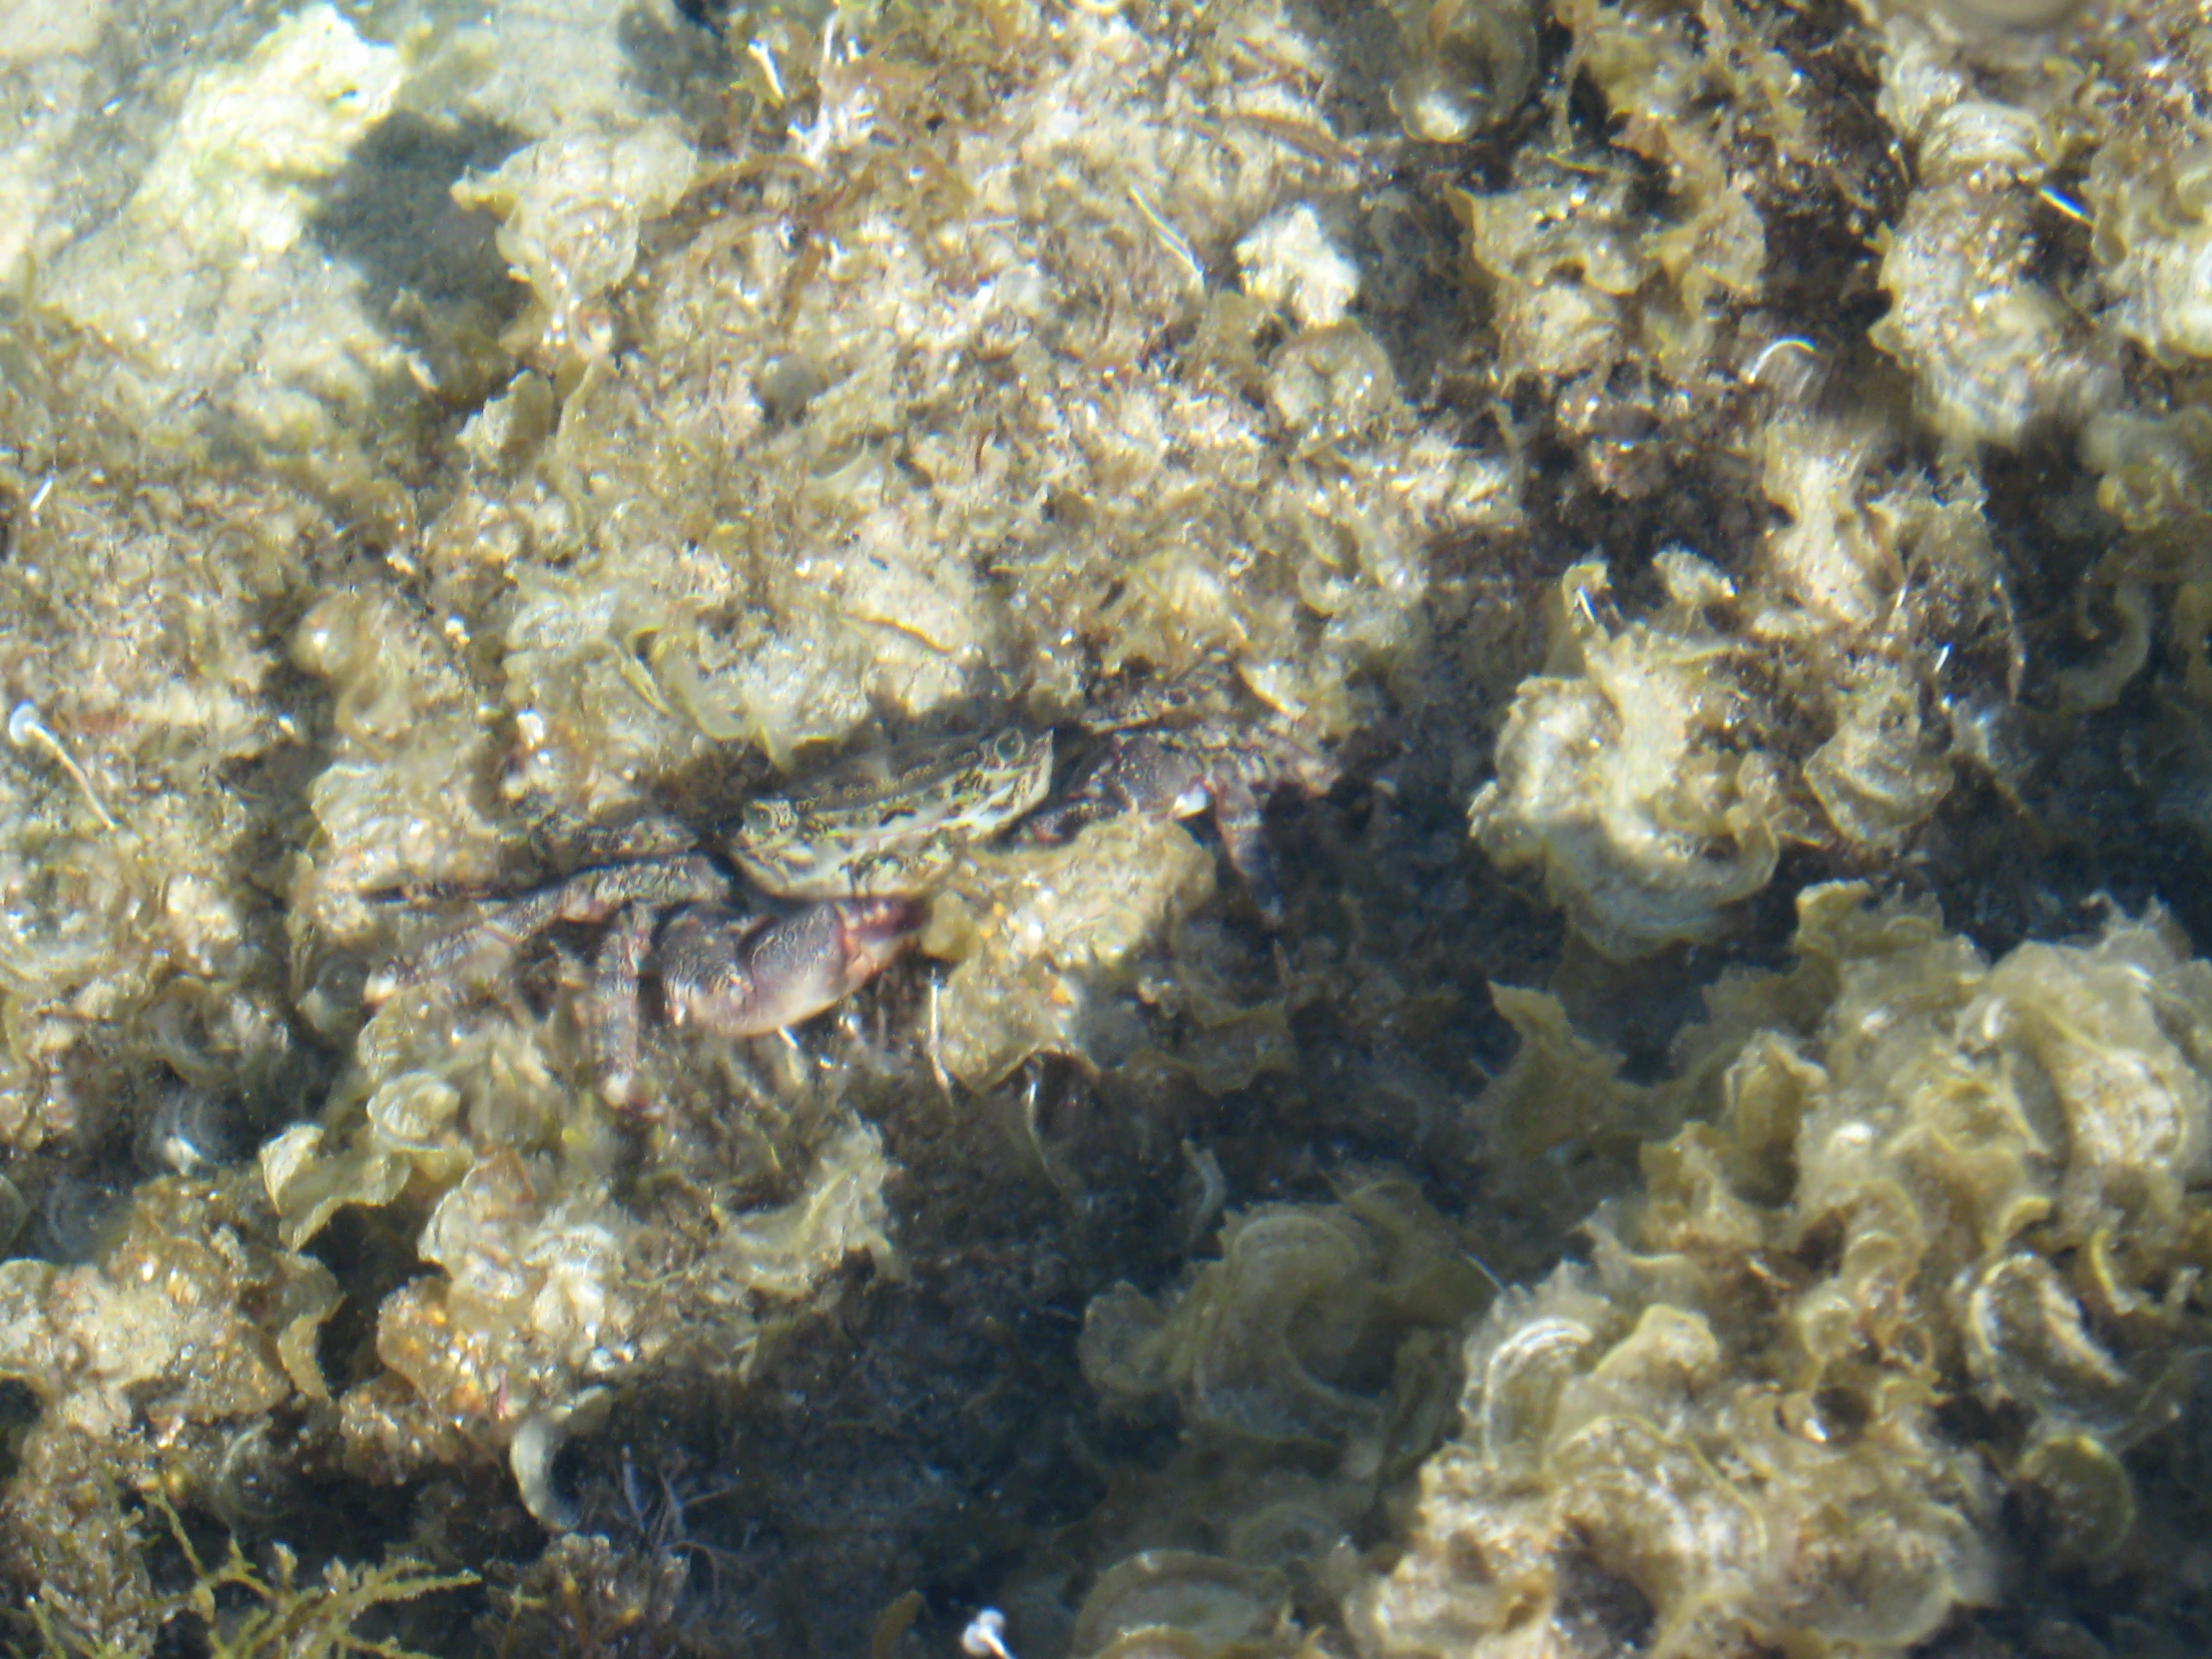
[23,1492,470,1659]
[1357,883,2212,1658]
[6,0,2212,1653]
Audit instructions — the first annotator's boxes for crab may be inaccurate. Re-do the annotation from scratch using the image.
[1022,660,1341,923]
[361,660,1342,1105]
[363,726,1053,1107]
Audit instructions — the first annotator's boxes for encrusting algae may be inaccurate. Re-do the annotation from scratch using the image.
[5,0,2212,1652]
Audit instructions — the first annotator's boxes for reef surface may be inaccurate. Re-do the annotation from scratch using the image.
[0,0,2210,1654]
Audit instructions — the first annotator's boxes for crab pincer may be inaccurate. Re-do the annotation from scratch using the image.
[658,896,923,1041]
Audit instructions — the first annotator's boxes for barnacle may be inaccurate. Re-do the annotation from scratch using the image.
[1439,0,1864,500]
[0,1179,336,1442]
[314,1094,896,1515]
[1801,661,1954,848]
[0,463,313,1152]
[1237,206,1362,330]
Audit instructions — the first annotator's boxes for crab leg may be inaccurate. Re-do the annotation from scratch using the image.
[1206,771,1283,925]
[363,854,728,1005]
[587,904,658,1108]
[658,897,922,1039]
[1023,733,1211,843]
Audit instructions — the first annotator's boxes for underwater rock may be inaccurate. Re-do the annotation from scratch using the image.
[41,5,413,466]
[414,0,1515,810]
[21,0,2212,1640]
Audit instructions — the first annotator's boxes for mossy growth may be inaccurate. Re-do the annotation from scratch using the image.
[20,1492,472,1659]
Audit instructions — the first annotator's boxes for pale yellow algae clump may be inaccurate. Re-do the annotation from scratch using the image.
[0,468,321,1153]
[18,0,2212,1644]
[1357,884,2212,1658]
[43,4,410,461]
[0,1175,340,1646]
[1470,556,1783,959]
[926,818,1219,1090]
[452,117,698,360]
[1869,18,2117,447]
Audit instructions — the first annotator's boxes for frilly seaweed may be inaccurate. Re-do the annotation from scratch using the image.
[1469,556,1785,958]
[1357,884,2212,1657]
[1470,415,2014,956]
[12,0,2212,1648]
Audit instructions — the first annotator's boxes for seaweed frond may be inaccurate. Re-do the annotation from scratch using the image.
[26,1493,475,1659]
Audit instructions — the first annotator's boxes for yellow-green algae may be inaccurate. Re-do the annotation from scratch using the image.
[1358,882,2212,1657]
[5,0,2212,1652]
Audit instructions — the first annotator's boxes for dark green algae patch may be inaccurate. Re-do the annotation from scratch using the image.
[3,0,2212,1654]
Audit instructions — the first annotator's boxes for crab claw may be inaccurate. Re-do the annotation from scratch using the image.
[658,897,921,1038]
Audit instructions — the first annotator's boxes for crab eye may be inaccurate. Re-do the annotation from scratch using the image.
[992,729,1027,765]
